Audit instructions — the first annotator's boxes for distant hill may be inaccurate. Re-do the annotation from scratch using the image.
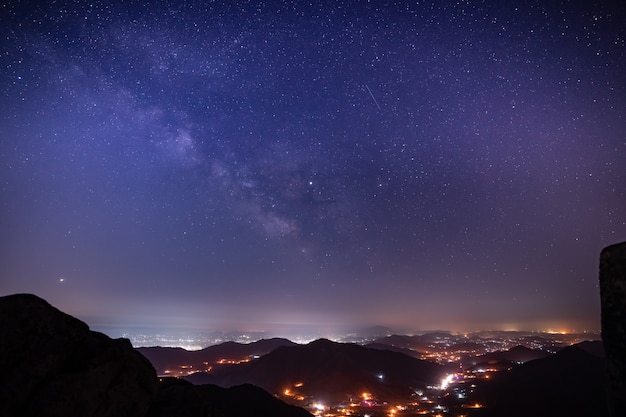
[465,342,607,417]
[570,340,604,357]
[373,332,459,352]
[346,325,395,339]
[463,345,551,366]
[186,338,445,403]
[363,342,423,358]
[138,338,296,376]
[373,334,417,348]
[373,334,435,352]
[447,341,485,354]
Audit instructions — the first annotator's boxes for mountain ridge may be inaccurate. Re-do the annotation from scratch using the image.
[186,337,445,403]
[138,337,296,376]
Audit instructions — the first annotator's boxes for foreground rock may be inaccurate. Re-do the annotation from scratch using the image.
[0,293,312,417]
[0,293,158,417]
[600,241,626,417]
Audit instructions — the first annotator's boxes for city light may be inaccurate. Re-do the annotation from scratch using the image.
[439,374,455,390]
[128,328,599,417]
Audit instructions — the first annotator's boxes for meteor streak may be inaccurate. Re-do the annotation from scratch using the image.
[365,84,382,110]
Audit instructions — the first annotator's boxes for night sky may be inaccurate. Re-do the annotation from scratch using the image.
[1,1,624,336]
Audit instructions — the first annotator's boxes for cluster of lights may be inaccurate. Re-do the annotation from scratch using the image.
[439,374,455,390]
[313,402,327,415]
[216,357,250,365]
[282,382,306,402]
[461,403,483,409]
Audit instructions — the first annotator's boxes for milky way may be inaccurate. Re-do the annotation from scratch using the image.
[1,1,624,335]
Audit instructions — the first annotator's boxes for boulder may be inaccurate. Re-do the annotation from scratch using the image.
[600,242,626,417]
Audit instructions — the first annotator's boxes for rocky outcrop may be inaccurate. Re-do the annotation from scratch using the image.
[0,293,312,417]
[0,293,158,417]
[600,241,626,417]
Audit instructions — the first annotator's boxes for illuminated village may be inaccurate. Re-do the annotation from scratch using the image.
[137,329,597,417]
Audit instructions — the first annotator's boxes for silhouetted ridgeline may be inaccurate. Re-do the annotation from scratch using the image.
[186,337,444,403]
[0,294,312,417]
[467,342,607,417]
[462,345,551,366]
[138,337,296,376]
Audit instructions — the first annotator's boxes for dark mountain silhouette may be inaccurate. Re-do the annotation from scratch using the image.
[421,331,455,339]
[373,334,416,348]
[465,343,607,417]
[447,341,485,353]
[373,332,458,352]
[0,294,311,417]
[363,342,423,358]
[138,338,296,376]
[186,338,444,403]
[148,378,312,417]
[573,339,605,357]
[373,334,435,352]
[463,345,551,366]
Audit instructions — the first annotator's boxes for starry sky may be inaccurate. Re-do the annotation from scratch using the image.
[1,1,624,336]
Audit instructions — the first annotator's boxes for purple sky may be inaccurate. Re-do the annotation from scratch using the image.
[1,1,624,336]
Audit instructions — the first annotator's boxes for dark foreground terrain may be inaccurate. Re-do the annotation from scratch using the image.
[0,293,312,417]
